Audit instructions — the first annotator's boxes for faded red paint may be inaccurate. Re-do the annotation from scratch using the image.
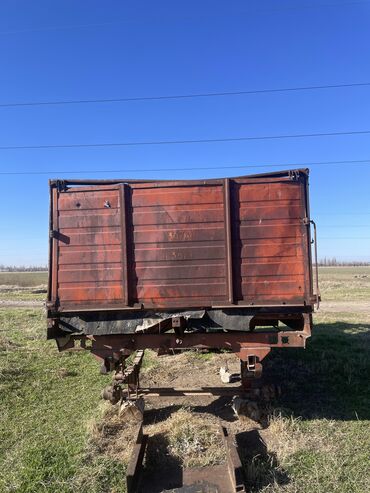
[48,169,315,312]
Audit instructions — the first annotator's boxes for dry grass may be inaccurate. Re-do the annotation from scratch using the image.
[318,266,370,301]
[1,268,369,492]
[147,408,224,468]
[263,413,308,464]
[0,272,47,302]
[0,271,48,287]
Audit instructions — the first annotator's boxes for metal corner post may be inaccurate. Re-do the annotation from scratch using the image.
[120,183,130,306]
[223,178,234,303]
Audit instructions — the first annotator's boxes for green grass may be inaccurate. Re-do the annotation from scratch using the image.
[0,268,369,492]
[318,266,370,301]
[0,308,127,493]
[0,289,46,301]
[0,271,47,302]
[0,271,48,287]
[268,313,370,419]
[256,310,370,492]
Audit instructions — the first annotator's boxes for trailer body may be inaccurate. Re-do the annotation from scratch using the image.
[47,169,318,395]
[47,169,316,334]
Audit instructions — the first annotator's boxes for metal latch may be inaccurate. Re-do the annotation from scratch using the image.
[56,180,67,192]
[289,170,300,181]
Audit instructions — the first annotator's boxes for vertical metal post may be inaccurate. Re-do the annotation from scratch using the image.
[51,186,59,306]
[120,184,130,306]
[310,220,320,309]
[47,182,54,305]
[223,178,234,303]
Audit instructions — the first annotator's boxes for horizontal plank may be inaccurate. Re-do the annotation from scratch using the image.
[236,237,301,247]
[240,263,305,277]
[59,280,121,288]
[132,209,224,226]
[237,182,302,202]
[132,187,223,207]
[241,280,304,296]
[58,211,121,229]
[138,297,228,306]
[137,277,225,287]
[59,185,120,193]
[136,283,226,299]
[58,191,119,211]
[133,203,224,216]
[240,256,304,264]
[59,208,119,217]
[240,244,299,259]
[59,248,122,265]
[239,204,303,221]
[234,218,303,226]
[58,230,121,247]
[58,286,123,301]
[133,221,223,232]
[135,258,225,267]
[237,295,306,304]
[134,245,225,262]
[58,268,122,283]
[58,298,228,310]
[135,240,224,251]
[134,226,224,244]
[237,224,302,241]
[135,264,225,281]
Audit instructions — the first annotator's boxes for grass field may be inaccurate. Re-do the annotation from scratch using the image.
[0,268,369,492]
[0,271,48,303]
[318,266,370,301]
[0,271,48,287]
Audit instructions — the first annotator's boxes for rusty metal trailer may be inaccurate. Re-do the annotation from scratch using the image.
[47,168,318,398]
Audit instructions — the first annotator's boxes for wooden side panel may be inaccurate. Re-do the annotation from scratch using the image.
[56,187,125,309]
[51,172,311,311]
[231,179,308,305]
[130,185,227,305]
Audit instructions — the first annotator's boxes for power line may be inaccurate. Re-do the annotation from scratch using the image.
[319,212,370,216]
[1,82,370,108]
[320,237,370,239]
[0,129,370,151]
[322,225,370,227]
[1,158,370,176]
[1,1,369,36]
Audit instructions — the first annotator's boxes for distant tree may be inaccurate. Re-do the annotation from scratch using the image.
[0,264,48,272]
[317,257,370,266]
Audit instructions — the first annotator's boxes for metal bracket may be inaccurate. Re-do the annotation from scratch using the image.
[310,219,320,309]
[56,180,67,192]
[289,170,300,181]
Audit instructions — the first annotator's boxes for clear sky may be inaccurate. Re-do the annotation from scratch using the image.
[0,0,370,266]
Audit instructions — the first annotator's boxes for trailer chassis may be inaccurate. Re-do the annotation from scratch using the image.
[55,313,311,406]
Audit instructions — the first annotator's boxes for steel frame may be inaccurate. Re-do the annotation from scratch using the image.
[57,313,311,398]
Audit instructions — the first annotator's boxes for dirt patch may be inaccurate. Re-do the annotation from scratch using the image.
[319,300,370,313]
[90,350,288,492]
[0,284,47,292]
[0,333,21,352]
[141,351,256,431]
[87,404,140,465]
[0,300,44,308]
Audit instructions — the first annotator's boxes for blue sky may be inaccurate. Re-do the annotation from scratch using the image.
[0,0,370,266]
